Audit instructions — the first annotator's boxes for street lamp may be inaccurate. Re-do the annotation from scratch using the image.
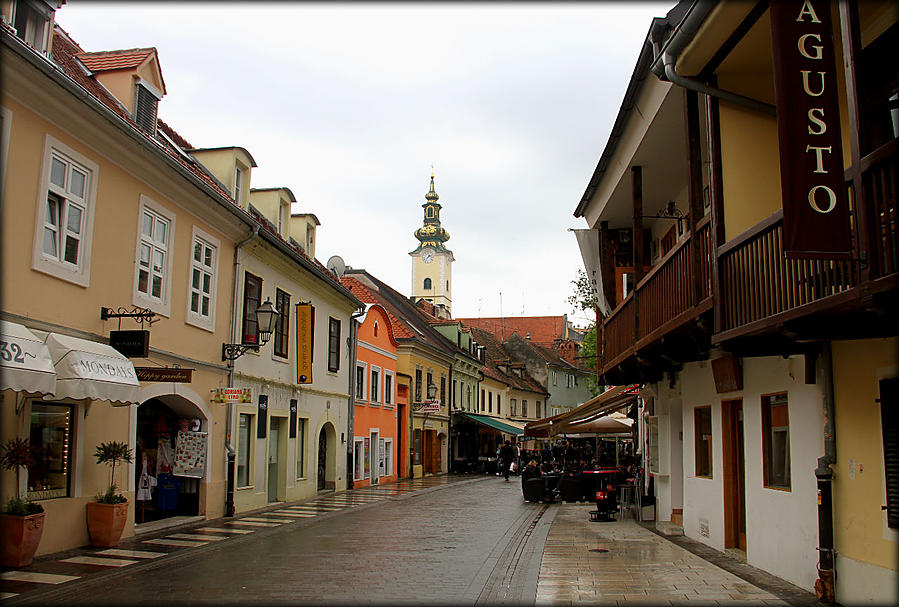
[222,298,280,361]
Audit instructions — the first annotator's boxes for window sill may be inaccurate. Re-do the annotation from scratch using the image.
[368,402,381,408]
[271,353,290,364]
[236,485,254,491]
[763,484,792,492]
[295,477,308,482]
[184,315,215,333]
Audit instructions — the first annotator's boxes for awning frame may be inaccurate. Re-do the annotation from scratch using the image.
[524,385,638,437]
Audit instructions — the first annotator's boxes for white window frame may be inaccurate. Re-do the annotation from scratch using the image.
[355,362,367,402]
[236,412,254,489]
[133,195,175,317]
[32,135,98,287]
[353,439,364,481]
[384,370,395,406]
[370,365,381,405]
[552,370,557,386]
[185,226,219,332]
[383,438,393,477]
[295,417,306,480]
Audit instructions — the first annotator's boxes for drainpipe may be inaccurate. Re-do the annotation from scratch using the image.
[347,306,365,489]
[225,225,259,517]
[648,1,776,117]
[814,341,837,603]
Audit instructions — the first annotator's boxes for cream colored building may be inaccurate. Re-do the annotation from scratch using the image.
[190,152,362,513]
[0,4,255,554]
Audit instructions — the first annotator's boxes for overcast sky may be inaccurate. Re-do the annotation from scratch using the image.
[56,2,672,327]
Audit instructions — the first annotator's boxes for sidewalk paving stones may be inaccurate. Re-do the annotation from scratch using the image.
[1,475,825,605]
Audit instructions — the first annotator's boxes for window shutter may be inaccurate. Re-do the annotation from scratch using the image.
[135,85,158,136]
[881,378,899,530]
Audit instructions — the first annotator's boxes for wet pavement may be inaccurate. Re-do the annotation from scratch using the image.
[1,474,820,605]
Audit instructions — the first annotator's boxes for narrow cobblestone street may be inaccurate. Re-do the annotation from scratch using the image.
[0,475,820,605]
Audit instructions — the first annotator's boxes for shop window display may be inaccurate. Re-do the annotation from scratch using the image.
[28,402,73,500]
[134,399,204,524]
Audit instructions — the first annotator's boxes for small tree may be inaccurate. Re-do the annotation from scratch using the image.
[93,441,133,504]
[0,438,43,515]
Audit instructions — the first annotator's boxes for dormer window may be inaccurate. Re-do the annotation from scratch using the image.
[134,82,159,137]
[12,0,52,55]
[233,166,243,203]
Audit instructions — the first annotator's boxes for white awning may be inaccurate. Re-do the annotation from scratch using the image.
[0,321,56,395]
[572,228,612,317]
[45,333,140,405]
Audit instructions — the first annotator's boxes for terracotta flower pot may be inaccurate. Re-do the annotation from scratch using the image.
[1,512,45,568]
[86,500,128,548]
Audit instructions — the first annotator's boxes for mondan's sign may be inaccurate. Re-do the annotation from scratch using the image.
[770,0,850,259]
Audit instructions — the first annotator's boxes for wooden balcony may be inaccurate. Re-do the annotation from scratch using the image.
[714,137,898,350]
[599,138,897,381]
[599,216,714,383]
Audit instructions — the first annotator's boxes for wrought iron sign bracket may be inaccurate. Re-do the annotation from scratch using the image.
[222,342,260,362]
[100,306,158,329]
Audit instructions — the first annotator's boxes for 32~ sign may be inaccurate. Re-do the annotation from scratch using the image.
[0,339,36,365]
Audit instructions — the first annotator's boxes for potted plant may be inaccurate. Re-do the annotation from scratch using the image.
[0,437,45,567]
[86,441,133,547]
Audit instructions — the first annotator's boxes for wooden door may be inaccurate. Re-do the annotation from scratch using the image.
[722,399,746,550]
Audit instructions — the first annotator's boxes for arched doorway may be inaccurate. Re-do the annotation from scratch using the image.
[317,422,337,491]
[317,428,327,490]
[133,394,208,525]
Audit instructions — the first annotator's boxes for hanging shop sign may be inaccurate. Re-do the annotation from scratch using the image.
[296,303,314,384]
[109,330,150,358]
[289,399,298,438]
[134,367,193,383]
[257,394,268,438]
[211,387,252,403]
[417,399,441,413]
[770,0,850,259]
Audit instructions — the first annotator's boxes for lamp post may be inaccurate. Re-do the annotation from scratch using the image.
[222,298,280,361]
[222,297,279,517]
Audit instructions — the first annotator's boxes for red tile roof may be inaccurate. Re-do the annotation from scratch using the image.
[76,47,155,72]
[41,25,355,304]
[340,277,415,339]
[457,316,566,347]
[467,326,547,395]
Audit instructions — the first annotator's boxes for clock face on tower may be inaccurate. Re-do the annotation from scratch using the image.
[422,250,435,264]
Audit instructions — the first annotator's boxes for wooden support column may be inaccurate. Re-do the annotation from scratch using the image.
[707,91,727,334]
[632,165,644,344]
[838,0,872,282]
[685,88,705,307]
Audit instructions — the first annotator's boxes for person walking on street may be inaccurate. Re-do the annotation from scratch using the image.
[500,440,516,481]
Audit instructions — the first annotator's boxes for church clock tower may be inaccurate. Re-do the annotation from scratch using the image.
[410,171,454,315]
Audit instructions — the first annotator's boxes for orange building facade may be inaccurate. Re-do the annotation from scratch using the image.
[351,304,400,487]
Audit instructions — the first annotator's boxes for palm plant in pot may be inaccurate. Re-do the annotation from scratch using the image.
[86,441,133,547]
[1,437,45,567]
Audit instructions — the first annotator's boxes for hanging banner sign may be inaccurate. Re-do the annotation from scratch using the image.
[211,387,252,403]
[296,303,314,384]
[770,0,850,259]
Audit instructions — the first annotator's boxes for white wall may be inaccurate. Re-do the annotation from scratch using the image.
[681,355,823,591]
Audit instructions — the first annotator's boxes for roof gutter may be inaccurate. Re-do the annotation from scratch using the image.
[649,0,776,116]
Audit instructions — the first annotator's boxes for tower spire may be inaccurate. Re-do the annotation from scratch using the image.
[413,170,450,252]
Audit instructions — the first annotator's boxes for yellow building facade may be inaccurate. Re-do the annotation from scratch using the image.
[1,11,251,554]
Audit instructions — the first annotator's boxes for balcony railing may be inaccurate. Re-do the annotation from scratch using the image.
[717,137,896,335]
[601,216,713,370]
